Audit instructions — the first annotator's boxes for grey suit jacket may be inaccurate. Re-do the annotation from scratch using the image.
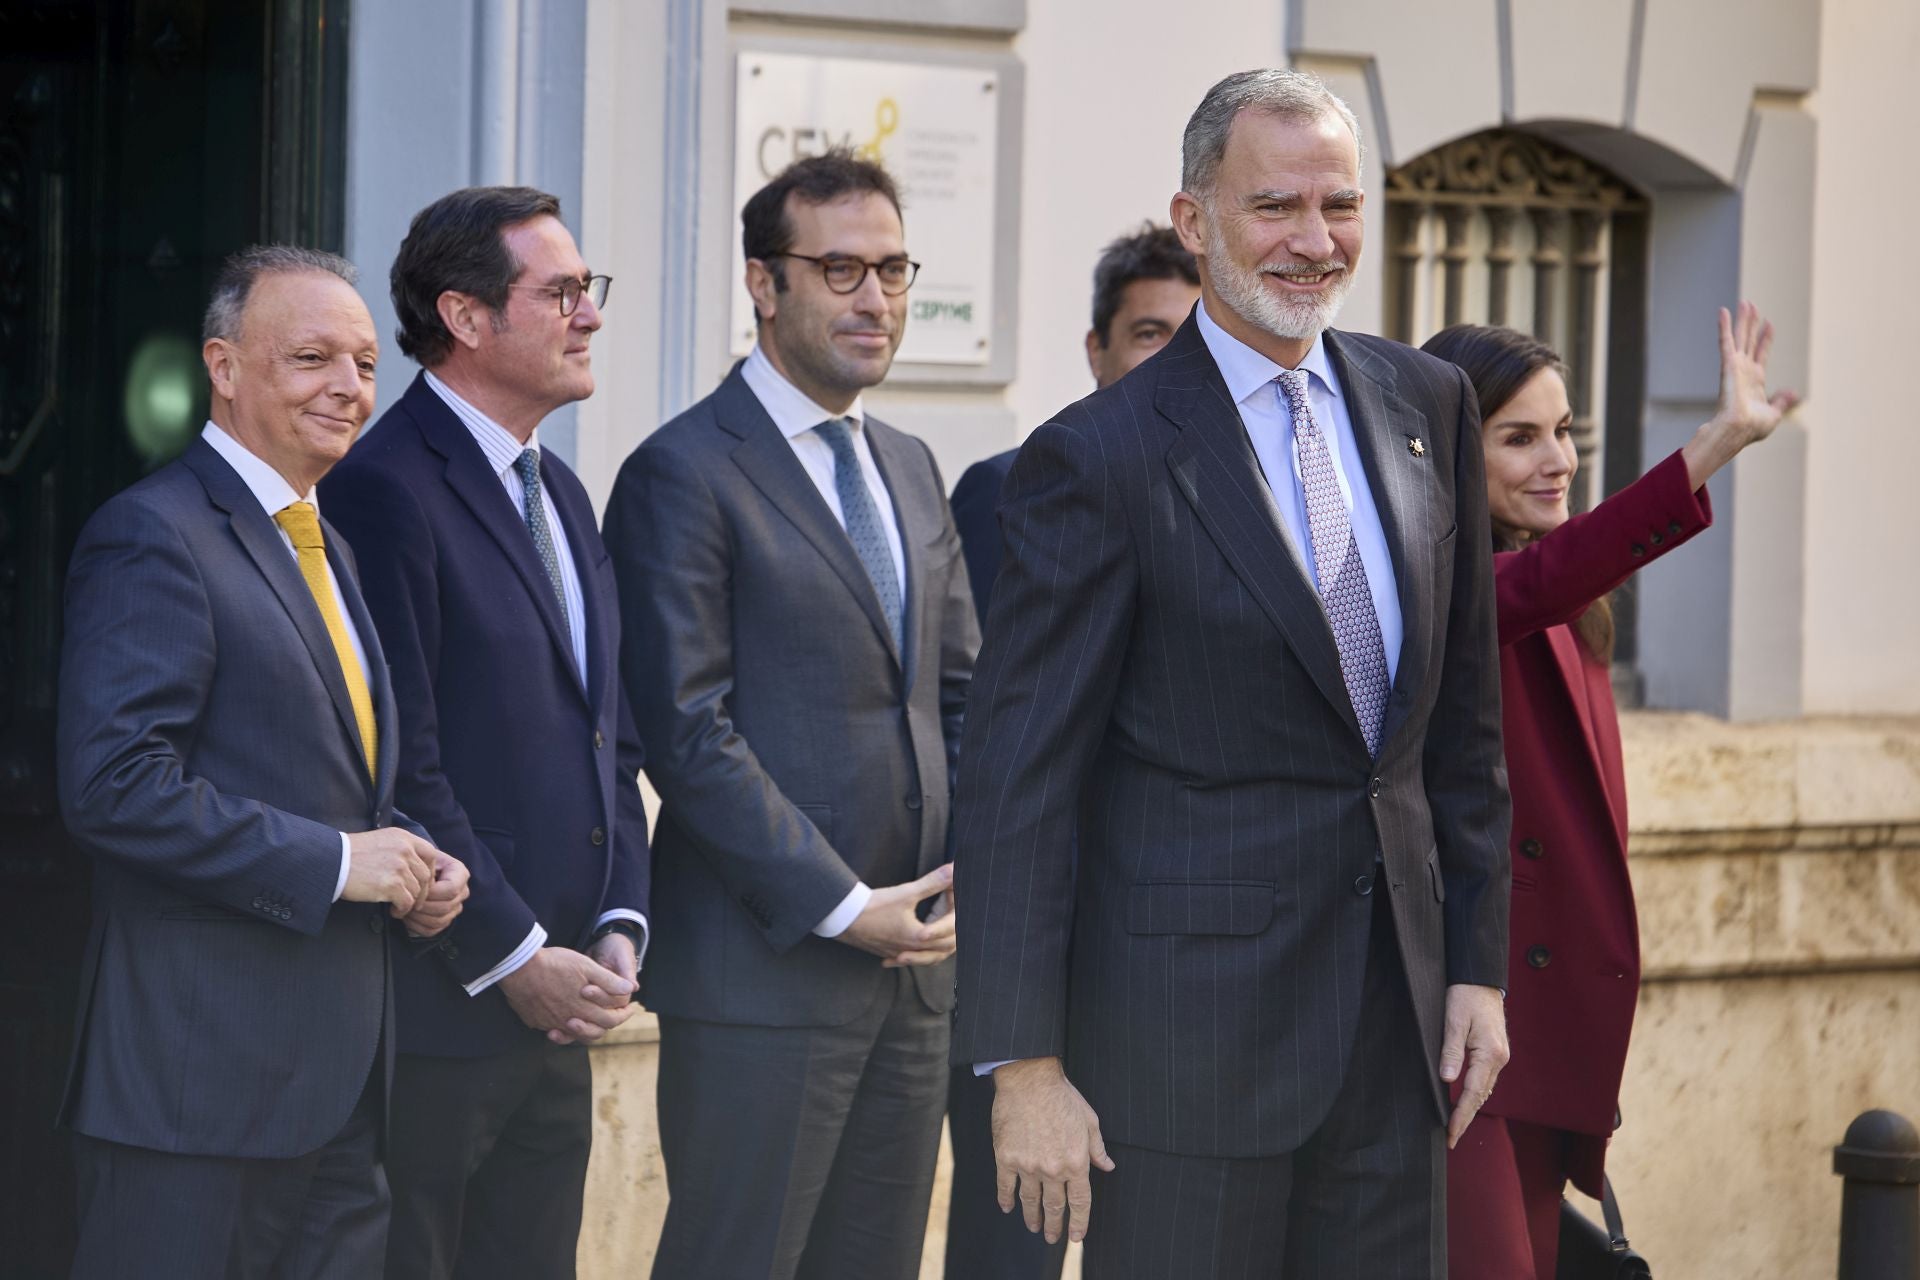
[56,438,408,1159]
[949,318,1511,1159]
[605,364,978,1026]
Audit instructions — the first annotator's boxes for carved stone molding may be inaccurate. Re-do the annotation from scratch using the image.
[1386,129,1647,212]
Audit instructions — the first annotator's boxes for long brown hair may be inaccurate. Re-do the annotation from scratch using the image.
[1421,324,1614,663]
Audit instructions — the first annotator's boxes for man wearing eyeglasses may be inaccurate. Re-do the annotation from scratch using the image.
[604,150,978,1280]
[319,186,652,1280]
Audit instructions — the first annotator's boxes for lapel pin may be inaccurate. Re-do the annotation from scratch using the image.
[1408,437,1426,458]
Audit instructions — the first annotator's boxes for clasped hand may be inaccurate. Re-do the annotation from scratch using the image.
[499,941,639,1045]
[835,862,956,968]
[342,827,468,936]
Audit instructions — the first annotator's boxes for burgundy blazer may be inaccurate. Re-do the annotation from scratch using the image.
[1487,449,1711,1150]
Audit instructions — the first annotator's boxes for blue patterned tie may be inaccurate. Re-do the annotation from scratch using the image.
[815,417,902,651]
[1278,370,1390,755]
[512,448,572,638]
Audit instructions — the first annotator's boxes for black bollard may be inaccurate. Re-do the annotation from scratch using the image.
[1835,1109,1920,1280]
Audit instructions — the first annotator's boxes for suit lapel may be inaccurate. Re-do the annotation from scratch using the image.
[716,368,903,668]
[408,376,587,703]
[1154,323,1361,740]
[1323,330,1432,752]
[548,466,609,716]
[183,440,377,793]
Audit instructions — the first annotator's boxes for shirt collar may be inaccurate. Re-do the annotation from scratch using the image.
[1194,297,1341,409]
[424,370,541,479]
[200,421,314,517]
[742,344,866,441]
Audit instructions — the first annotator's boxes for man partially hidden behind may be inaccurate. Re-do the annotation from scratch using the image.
[950,222,1201,620]
[320,188,650,1279]
[943,222,1198,1280]
[604,151,978,1280]
[57,247,467,1279]
[951,69,1512,1278]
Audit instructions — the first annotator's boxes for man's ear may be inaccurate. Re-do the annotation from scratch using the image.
[203,338,239,403]
[1169,191,1209,258]
[744,259,779,325]
[436,290,487,353]
[1084,328,1105,383]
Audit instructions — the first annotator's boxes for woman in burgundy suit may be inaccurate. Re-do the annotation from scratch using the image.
[1423,304,1797,1278]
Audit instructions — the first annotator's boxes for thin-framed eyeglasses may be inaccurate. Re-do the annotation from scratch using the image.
[506,274,613,317]
[770,253,920,296]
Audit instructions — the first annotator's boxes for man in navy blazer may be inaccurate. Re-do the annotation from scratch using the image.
[320,188,650,1279]
[943,223,1197,1280]
[58,248,467,1278]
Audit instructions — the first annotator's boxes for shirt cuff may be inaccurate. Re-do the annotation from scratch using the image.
[334,832,352,903]
[812,882,872,939]
[593,909,651,971]
[462,923,548,996]
[974,1060,1017,1077]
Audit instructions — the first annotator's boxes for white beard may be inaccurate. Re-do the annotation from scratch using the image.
[1205,213,1353,341]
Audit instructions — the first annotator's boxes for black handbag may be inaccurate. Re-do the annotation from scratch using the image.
[1555,1175,1651,1279]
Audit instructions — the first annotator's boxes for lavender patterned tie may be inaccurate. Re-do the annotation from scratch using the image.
[1277,369,1390,755]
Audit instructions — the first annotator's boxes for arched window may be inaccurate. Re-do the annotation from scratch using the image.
[1386,129,1652,690]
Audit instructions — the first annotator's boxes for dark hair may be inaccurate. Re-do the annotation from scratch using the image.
[1089,224,1199,346]
[741,149,903,296]
[204,245,358,343]
[1422,323,1614,662]
[390,186,563,366]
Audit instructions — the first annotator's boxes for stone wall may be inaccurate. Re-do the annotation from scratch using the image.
[576,713,1920,1276]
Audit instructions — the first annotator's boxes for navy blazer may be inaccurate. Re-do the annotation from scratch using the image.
[950,319,1510,1158]
[58,438,406,1158]
[321,373,650,1058]
[948,448,1017,625]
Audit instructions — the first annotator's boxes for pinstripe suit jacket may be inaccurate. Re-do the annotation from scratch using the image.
[949,316,1511,1159]
[605,364,979,1026]
[56,438,408,1159]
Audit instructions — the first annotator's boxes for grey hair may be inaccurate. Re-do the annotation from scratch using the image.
[1180,69,1364,200]
[202,245,359,343]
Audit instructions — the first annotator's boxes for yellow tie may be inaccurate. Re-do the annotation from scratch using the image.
[274,502,378,779]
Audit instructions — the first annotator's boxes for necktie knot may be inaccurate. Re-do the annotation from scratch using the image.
[273,501,325,551]
[815,416,858,460]
[513,448,542,492]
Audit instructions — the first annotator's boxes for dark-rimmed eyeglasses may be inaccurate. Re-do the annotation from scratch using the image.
[507,274,613,317]
[770,253,920,297]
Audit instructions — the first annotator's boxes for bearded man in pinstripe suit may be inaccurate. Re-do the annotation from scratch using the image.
[950,69,1512,1278]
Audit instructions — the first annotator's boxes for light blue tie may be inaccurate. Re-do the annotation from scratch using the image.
[815,417,902,651]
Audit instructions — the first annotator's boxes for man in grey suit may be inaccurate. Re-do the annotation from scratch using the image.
[604,151,978,1280]
[952,71,1511,1277]
[56,247,467,1278]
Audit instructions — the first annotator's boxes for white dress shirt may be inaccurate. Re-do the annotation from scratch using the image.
[423,373,650,991]
[1194,299,1403,683]
[200,421,366,905]
[739,344,913,938]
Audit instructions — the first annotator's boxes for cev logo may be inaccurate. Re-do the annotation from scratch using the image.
[755,97,901,178]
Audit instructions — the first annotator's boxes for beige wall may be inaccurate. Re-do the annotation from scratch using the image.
[1802,0,1920,712]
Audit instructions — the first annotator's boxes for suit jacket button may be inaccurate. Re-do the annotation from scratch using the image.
[1668,520,1683,535]
[1527,945,1552,969]
[1519,838,1543,859]
[593,730,605,750]
[590,826,606,846]
[444,944,459,960]
[1353,873,1374,896]
[1650,531,1664,546]
[905,793,922,811]
[368,913,384,935]
[1368,778,1382,799]
[1630,543,1646,557]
